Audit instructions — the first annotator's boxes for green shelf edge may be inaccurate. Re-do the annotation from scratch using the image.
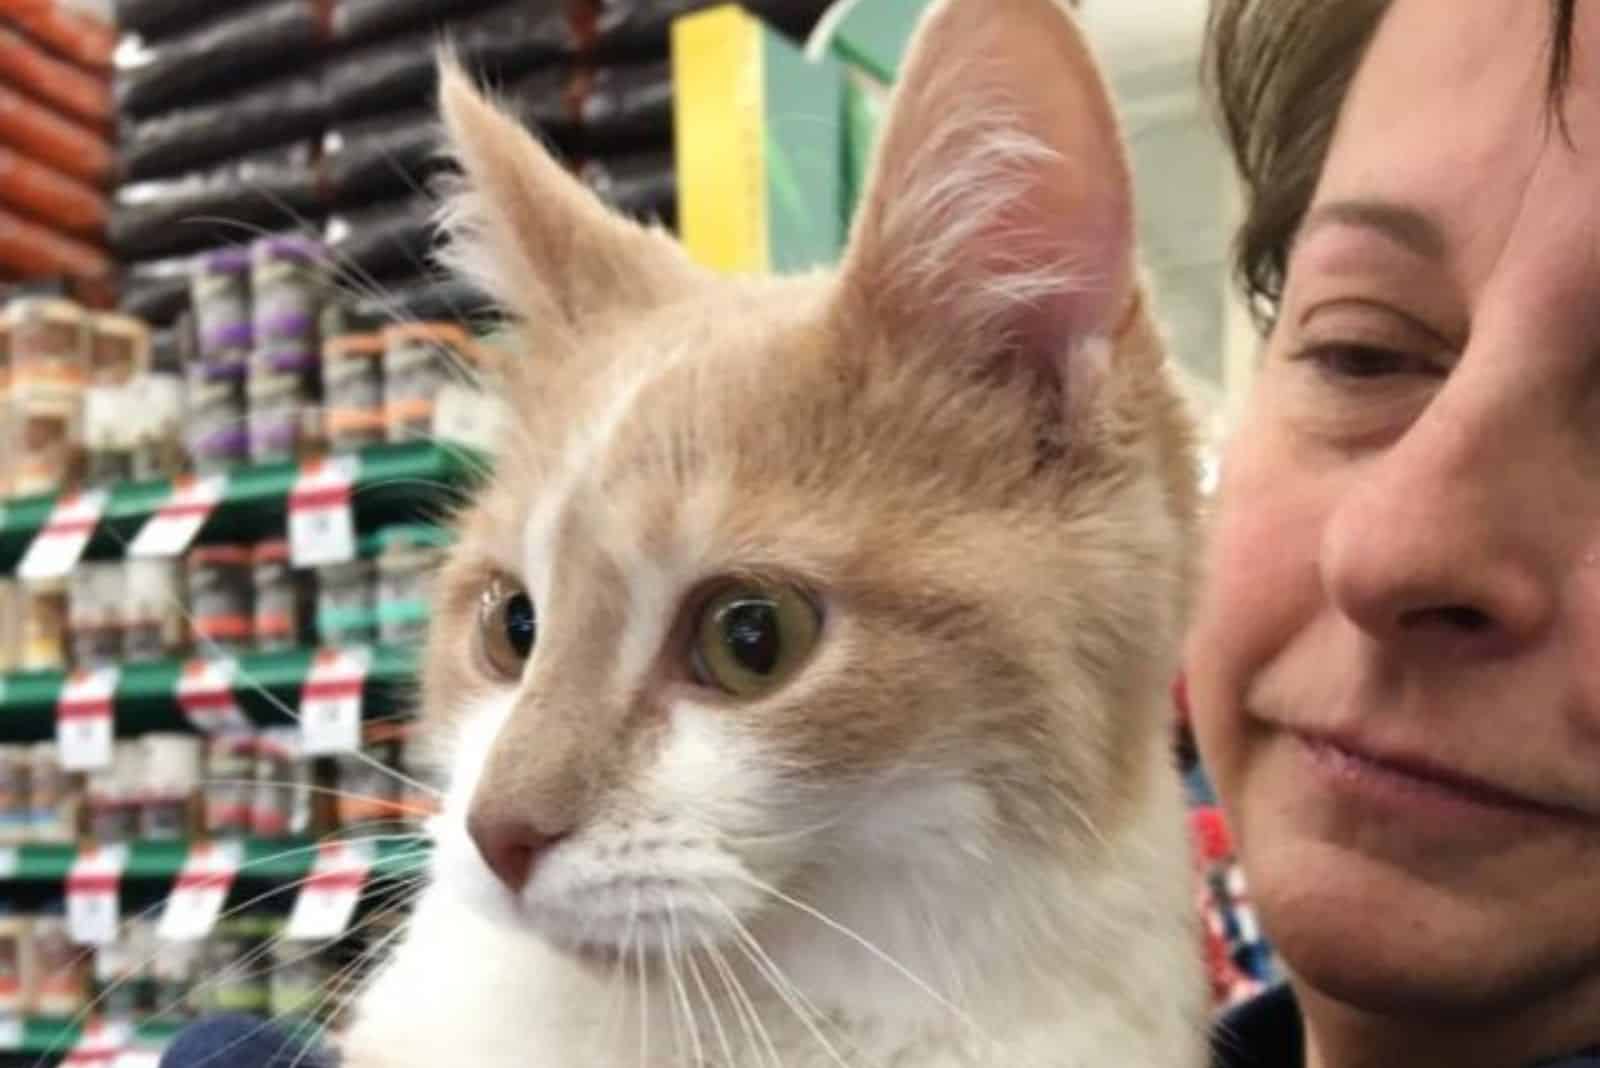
[0,440,485,574]
[2,1015,183,1057]
[1,836,428,886]
[0,644,419,743]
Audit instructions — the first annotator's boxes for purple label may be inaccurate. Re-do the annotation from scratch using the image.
[200,356,248,383]
[255,347,317,376]
[194,424,249,458]
[201,321,253,353]
[256,311,314,342]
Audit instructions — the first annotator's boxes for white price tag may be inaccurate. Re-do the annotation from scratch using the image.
[18,489,109,581]
[158,841,242,942]
[113,1050,163,1068]
[56,667,119,772]
[0,847,19,880]
[66,845,128,946]
[63,1020,131,1068]
[433,383,503,452]
[127,473,226,559]
[288,456,359,568]
[299,648,369,756]
[285,841,374,942]
[175,658,250,734]
[0,1015,22,1050]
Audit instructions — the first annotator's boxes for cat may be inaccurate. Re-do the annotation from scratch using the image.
[339,0,1206,1064]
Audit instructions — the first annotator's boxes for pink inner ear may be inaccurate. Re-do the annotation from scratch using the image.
[840,0,1136,372]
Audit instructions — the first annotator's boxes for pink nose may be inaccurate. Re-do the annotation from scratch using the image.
[468,816,567,891]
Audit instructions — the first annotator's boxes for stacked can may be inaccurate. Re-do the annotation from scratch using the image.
[249,236,326,464]
[187,249,252,473]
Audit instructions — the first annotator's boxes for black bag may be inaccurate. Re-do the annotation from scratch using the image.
[120,76,328,183]
[111,147,323,261]
[119,255,193,326]
[325,195,438,282]
[579,148,675,225]
[331,0,509,47]
[326,4,577,122]
[113,0,270,43]
[325,109,444,208]
[504,59,672,153]
[116,0,323,119]
[587,0,829,61]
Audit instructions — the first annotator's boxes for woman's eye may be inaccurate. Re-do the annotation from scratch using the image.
[691,581,821,698]
[477,578,537,681]
[1307,343,1417,379]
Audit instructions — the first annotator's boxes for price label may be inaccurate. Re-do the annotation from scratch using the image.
[56,667,119,772]
[299,648,369,756]
[127,473,226,558]
[66,845,128,946]
[158,841,242,942]
[288,456,359,568]
[433,383,503,452]
[285,841,374,942]
[63,1020,130,1068]
[0,1015,22,1050]
[175,658,249,734]
[18,489,109,581]
[113,1049,162,1068]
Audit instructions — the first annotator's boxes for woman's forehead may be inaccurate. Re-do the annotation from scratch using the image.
[1300,0,1600,284]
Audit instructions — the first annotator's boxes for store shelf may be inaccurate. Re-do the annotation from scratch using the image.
[0,836,428,887]
[0,1016,182,1059]
[0,644,418,743]
[0,441,485,574]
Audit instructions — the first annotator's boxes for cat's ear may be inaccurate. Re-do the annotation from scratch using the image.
[436,56,698,344]
[837,0,1136,394]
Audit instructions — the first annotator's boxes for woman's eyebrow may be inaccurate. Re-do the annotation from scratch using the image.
[1298,198,1449,263]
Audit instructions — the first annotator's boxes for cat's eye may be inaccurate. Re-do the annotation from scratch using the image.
[691,581,820,698]
[477,577,537,681]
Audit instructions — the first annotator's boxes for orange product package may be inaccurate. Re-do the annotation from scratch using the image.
[0,25,111,125]
[0,146,106,232]
[0,0,116,70]
[0,205,110,280]
[0,84,111,184]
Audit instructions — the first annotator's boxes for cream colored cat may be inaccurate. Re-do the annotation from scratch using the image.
[340,0,1206,1064]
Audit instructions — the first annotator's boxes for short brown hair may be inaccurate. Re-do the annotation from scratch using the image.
[1204,0,1581,328]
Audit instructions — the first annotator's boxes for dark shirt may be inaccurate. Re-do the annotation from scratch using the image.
[161,1000,1600,1068]
[1212,985,1600,1068]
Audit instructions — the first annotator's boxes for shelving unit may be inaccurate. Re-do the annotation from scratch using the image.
[0,644,419,742]
[0,441,483,573]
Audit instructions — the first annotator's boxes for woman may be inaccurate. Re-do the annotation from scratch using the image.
[1191,0,1600,1065]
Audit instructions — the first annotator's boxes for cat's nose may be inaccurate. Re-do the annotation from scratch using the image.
[468,815,567,891]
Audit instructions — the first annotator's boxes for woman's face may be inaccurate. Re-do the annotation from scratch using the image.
[1187,0,1600,1036]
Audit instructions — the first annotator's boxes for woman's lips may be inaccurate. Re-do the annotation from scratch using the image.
[1290,730,1594,828]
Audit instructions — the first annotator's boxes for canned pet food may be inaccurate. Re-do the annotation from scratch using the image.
[0,915,32,1014]
[375,525,449,645]
[11,388,82,496]
[138,733,200,840]
[123,556,186,662]
[31,912,90,1016]
[29,740,74,842]
[251,727,309,839]
[316,557,376,647]
[186,544,254,654]
[204,914,275,1016]
[0,745,30,845]
[336,722,406,832]
[191,247,253,361]
[88,312,149,387]
[203,732,256,836]
[323,331,386,452]
[67,561,123,670]
[252,539,312,652]
[382,322,477,443]
[184,364,248,475]
[0,579,18,672]
[19,578,68,671]
[252,236,325,352]
[6,296,88,393]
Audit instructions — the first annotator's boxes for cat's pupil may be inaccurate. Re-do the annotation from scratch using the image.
[721,599,780,675]
[504,593,537,658]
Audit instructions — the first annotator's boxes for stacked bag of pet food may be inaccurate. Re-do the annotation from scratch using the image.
[0,2,116,293]
[320,0,835,318]
[112,0,335,332]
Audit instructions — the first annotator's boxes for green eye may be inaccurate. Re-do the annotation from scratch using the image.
[692,582,820,697]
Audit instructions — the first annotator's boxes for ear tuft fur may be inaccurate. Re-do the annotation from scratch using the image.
[434,53,698,350]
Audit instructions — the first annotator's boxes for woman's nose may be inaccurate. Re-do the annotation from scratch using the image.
[1320,393,1557,656]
